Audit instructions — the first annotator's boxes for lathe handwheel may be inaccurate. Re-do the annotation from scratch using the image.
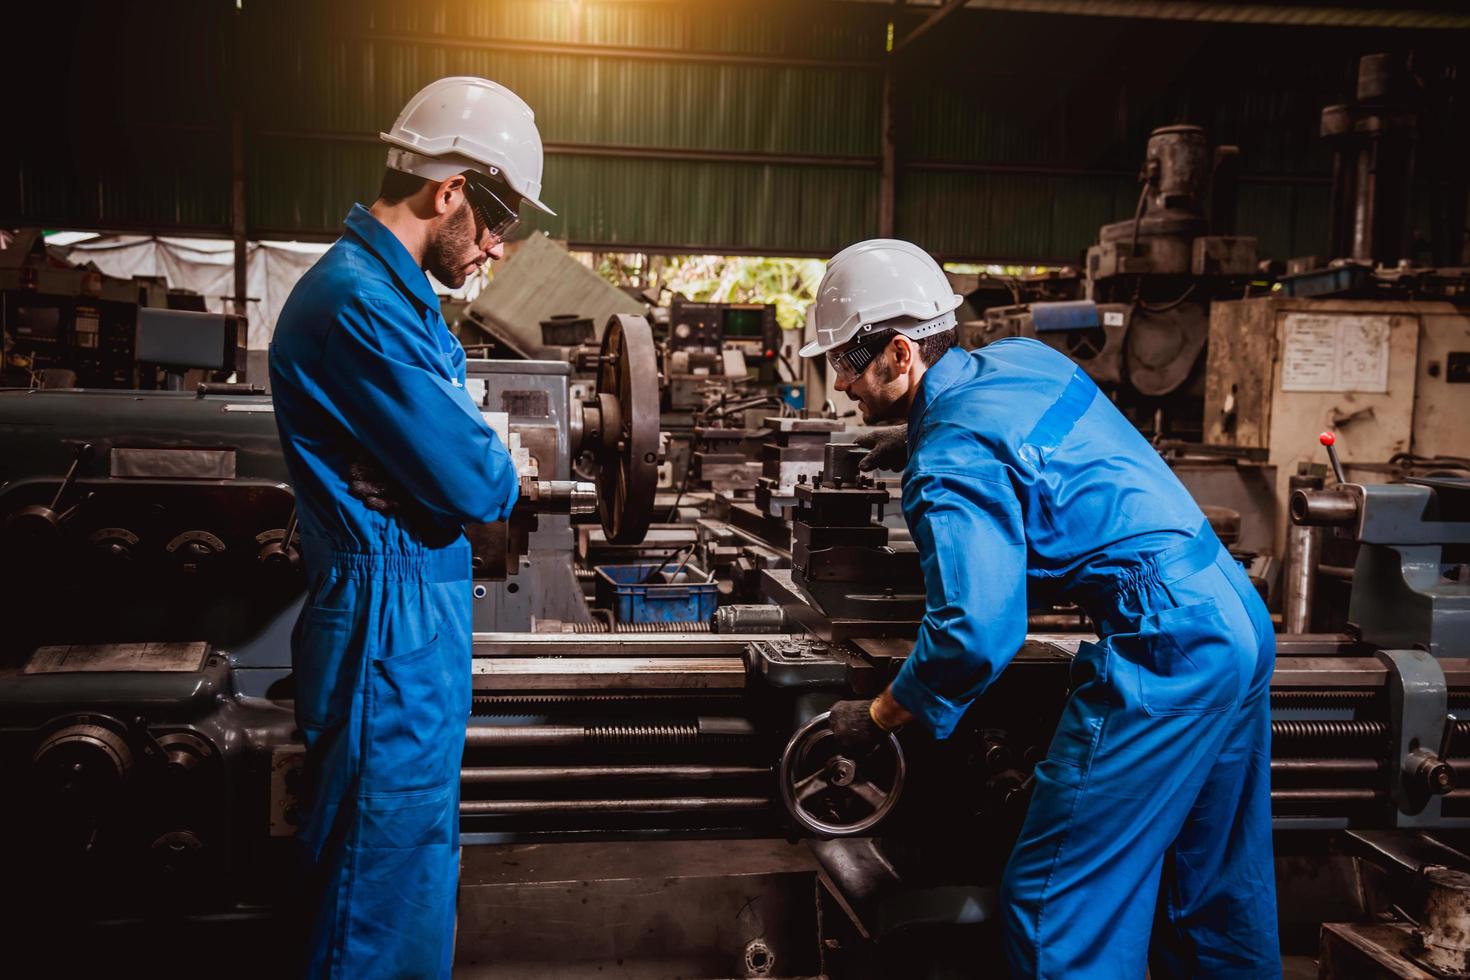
[779,710,905,838]
[594,314,659,544]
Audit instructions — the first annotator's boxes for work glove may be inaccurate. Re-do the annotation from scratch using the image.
[344,454,459,547]
[854,425,909,472]
[347,457,406,515]
[827,699,889,755]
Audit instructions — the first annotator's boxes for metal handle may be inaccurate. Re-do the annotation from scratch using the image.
[779,711,905,838]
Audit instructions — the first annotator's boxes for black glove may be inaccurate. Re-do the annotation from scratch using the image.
[828,700,888,755]
[347,457,406,515]
[854,425,909,472]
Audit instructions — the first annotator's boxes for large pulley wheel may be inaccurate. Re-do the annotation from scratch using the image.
[779,711,906,838]
[591,314,659,544]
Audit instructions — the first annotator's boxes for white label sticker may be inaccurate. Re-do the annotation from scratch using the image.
[1102,310,1125,327]
[1281,313,1391,393]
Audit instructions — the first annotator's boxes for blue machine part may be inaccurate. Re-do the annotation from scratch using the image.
[595,562,719,624]
[779,383,805,409]
[1029,300,1099,333]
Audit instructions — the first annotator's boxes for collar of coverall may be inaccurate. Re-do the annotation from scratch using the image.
[342,204,442,315]
[905,344,970,455]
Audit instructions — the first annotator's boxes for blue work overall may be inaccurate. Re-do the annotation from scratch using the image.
[269,205,518,978]
[892,340,1278,978]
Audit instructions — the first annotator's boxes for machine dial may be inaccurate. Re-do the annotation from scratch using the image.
[166,530,227,574]
[32,721,135,803]
[90,527,140,562]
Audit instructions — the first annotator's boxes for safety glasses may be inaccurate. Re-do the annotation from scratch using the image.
[827,329,896,383]
[462,171,523,243]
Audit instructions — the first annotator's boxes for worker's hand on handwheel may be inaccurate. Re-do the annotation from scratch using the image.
[828,700,889,755]
[854,425,909,472]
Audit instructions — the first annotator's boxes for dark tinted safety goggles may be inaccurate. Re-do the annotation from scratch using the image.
[463,171,522,242]
[827,329,896,383]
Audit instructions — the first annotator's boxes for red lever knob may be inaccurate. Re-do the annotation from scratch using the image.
[1319,432,1336,447]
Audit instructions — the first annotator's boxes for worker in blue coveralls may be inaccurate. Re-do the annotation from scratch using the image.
[268,77,555,978]
[802,239,1278,978]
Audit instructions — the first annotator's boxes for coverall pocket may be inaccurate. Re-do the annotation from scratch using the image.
[1120,600,1242,717]
[293,604,357,730]
[363,631,462,797]
[1048,640,1110,769]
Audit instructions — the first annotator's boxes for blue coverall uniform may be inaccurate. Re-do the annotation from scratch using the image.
[892,340,1278,978]
[268,205,519,978]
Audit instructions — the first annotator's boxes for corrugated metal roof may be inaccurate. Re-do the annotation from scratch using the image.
[8,0,1455,266]
[886,0,1470,30]
[899,170,1136,262]
[247,41,881,156]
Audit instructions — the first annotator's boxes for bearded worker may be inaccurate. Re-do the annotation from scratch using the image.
[268,77,554,978]
[805,239,1278,978]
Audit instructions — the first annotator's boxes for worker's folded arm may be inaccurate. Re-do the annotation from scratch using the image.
[319,297,519,525]
[890,464,1028,740]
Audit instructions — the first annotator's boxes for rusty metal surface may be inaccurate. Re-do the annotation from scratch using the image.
[455,838,820,979]
[1416,868,1470,976]
[1319,922,1439,979]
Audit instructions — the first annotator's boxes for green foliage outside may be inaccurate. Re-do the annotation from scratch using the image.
[580,252,827,331]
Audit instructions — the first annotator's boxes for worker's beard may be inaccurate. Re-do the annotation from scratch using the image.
[855,357,906,425]
[424,201,480,289]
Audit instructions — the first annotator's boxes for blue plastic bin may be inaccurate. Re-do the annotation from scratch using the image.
[594,562,719,625]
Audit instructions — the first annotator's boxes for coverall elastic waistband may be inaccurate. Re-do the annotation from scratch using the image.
[1078,519,1224,633]
[301,534,471,584]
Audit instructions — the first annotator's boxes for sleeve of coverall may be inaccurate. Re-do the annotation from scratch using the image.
[889,463,1029,739]
[319,297,519,525]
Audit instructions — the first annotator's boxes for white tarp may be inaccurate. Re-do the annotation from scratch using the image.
[48,234,485,350]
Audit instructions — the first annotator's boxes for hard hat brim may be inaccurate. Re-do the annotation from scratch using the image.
[797,339,828,358]
[381,132,556,217]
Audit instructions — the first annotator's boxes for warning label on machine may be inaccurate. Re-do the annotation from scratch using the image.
[1281,313,1392,392]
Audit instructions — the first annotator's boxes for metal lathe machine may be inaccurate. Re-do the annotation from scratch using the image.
[2,313,1469,978]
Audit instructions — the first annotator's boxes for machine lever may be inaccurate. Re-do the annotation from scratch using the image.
[48,442,93,512]
[1319,431,1347,485]
[3,443,94,545]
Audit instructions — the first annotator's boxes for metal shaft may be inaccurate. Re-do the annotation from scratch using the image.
[465,717,756,748]
[1283,474,1323,633]
[1290,488,1358,526]
[460,796,768,815]
[1270,759,1383,775]
[460,764,767,784]
[1272,788,1383,803]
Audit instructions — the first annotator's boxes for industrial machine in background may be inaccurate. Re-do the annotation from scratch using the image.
[1279,52,1470,302]
[1200,52,1470,586]
[968,122,1257,440]
[1,229,231,390]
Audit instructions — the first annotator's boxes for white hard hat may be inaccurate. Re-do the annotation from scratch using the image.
[799,239,962,357]
[381,76,555,216]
